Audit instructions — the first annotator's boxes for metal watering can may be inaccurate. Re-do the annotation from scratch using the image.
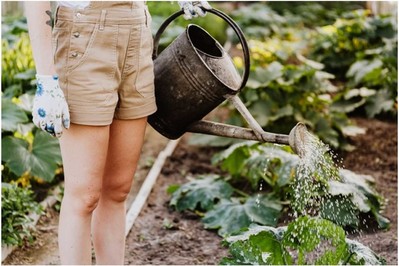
[148,8,307,157]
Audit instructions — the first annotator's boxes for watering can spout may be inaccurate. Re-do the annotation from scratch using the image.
[187,121,308,157]
[288,122,308,158]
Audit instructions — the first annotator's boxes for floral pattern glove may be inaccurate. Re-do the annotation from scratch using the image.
[32,74,70,138]
[178,1,212,20]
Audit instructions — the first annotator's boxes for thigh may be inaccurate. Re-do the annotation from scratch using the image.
[59,123,110,197]
[102,118,148,190]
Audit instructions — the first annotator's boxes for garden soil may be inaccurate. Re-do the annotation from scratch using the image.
[3,117,397,265]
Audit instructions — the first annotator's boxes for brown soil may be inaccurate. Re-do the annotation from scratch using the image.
[3,117,397,265]
[125,117,398,265]
[341,117,397,264]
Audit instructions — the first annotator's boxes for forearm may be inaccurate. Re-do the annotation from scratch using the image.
[24,1,56,75]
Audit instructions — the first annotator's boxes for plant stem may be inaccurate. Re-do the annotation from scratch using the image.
[233,188,250,198]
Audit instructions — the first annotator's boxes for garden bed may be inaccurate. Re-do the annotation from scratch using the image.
[125,117,397,265]
[2,117,397,265]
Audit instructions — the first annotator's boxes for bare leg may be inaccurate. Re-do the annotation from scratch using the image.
[58,124,110,265]
[92,118,147,265]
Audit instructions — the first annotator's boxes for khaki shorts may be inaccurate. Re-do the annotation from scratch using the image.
[52,1,157,125]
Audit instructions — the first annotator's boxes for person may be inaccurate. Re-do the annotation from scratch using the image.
[25,1,211,264]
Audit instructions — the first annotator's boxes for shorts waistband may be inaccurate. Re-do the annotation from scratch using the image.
[56,2,148,25]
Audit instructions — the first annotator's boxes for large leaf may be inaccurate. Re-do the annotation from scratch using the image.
[244,145,298,189]
[202,195,282,237]
[321,169,389,229]
[222,225,292,265]
[330,87,374,113]
[169,175,234,212]
[282,216,347,265]
[345,238,386,265]
[247,61,284,88]
[365,88,395,118]
[1,97,29,132]
[339,169,389,229]
[346,59,383,85]
[212,141,257,176]
[2,131,62,182]
[320,195,360,228]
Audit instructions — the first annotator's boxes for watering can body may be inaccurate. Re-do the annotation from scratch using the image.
[148,24,241,139]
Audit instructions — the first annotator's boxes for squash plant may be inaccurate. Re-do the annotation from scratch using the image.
[312,9,397,119]
[221,217,386,265]
[168,142,388,264]
[311,9,396,80]
[169,142,389,235]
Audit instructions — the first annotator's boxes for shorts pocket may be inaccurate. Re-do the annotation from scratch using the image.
[65,24,119,102]
[135,21,155,98]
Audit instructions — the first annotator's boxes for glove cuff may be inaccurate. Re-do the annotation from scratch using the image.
[36,74,59,81]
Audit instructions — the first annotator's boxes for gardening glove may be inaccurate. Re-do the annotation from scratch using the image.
[178,1,212,20]
[32,74,70,138]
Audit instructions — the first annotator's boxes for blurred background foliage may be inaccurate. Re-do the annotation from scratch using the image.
[1,1,397,246]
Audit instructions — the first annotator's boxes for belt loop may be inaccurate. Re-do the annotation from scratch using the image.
[99,9,106,31]
[53,5,60,27]
[144,8,148,27]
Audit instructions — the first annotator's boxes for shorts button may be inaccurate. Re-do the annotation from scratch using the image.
[75,12,82,18]
[71,52,78,57]
[73,32,80,38]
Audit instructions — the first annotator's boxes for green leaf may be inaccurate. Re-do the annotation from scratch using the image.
[330,87,376,113]
[1,97,29,132]
[296,53,325,70]
[282,216,347,265]
[346,59,383,85]
[222,225,292,265]
[338,169,389,229]
[2,183,43,246]
[320,169,389,229]
[243,145,298,189]
[328,180,370,212]
[212,141,257,176]
[14,68,36,80]
[2,131,62,182]
[320,195,360,228]
[340,125,366,137]
[15,93,34,112]
[247,62,284,88]
[365,89,394,118]
[166,184,180,195]
[202,195,282,237]
[169,175,233,212]
[345,239,386,265]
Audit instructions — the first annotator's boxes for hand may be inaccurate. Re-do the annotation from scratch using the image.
[32,74,70,138]
[178,1,212,20]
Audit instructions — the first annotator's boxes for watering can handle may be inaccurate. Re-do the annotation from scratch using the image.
[152,8,250,91]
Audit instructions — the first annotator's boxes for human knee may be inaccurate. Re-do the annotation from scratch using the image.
[65,189,102,214]
[103,182,132,203]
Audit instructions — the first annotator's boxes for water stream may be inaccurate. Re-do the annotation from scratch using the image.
[290,129,341,218]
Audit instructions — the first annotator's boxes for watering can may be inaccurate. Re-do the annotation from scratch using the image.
[148,7,307,157]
